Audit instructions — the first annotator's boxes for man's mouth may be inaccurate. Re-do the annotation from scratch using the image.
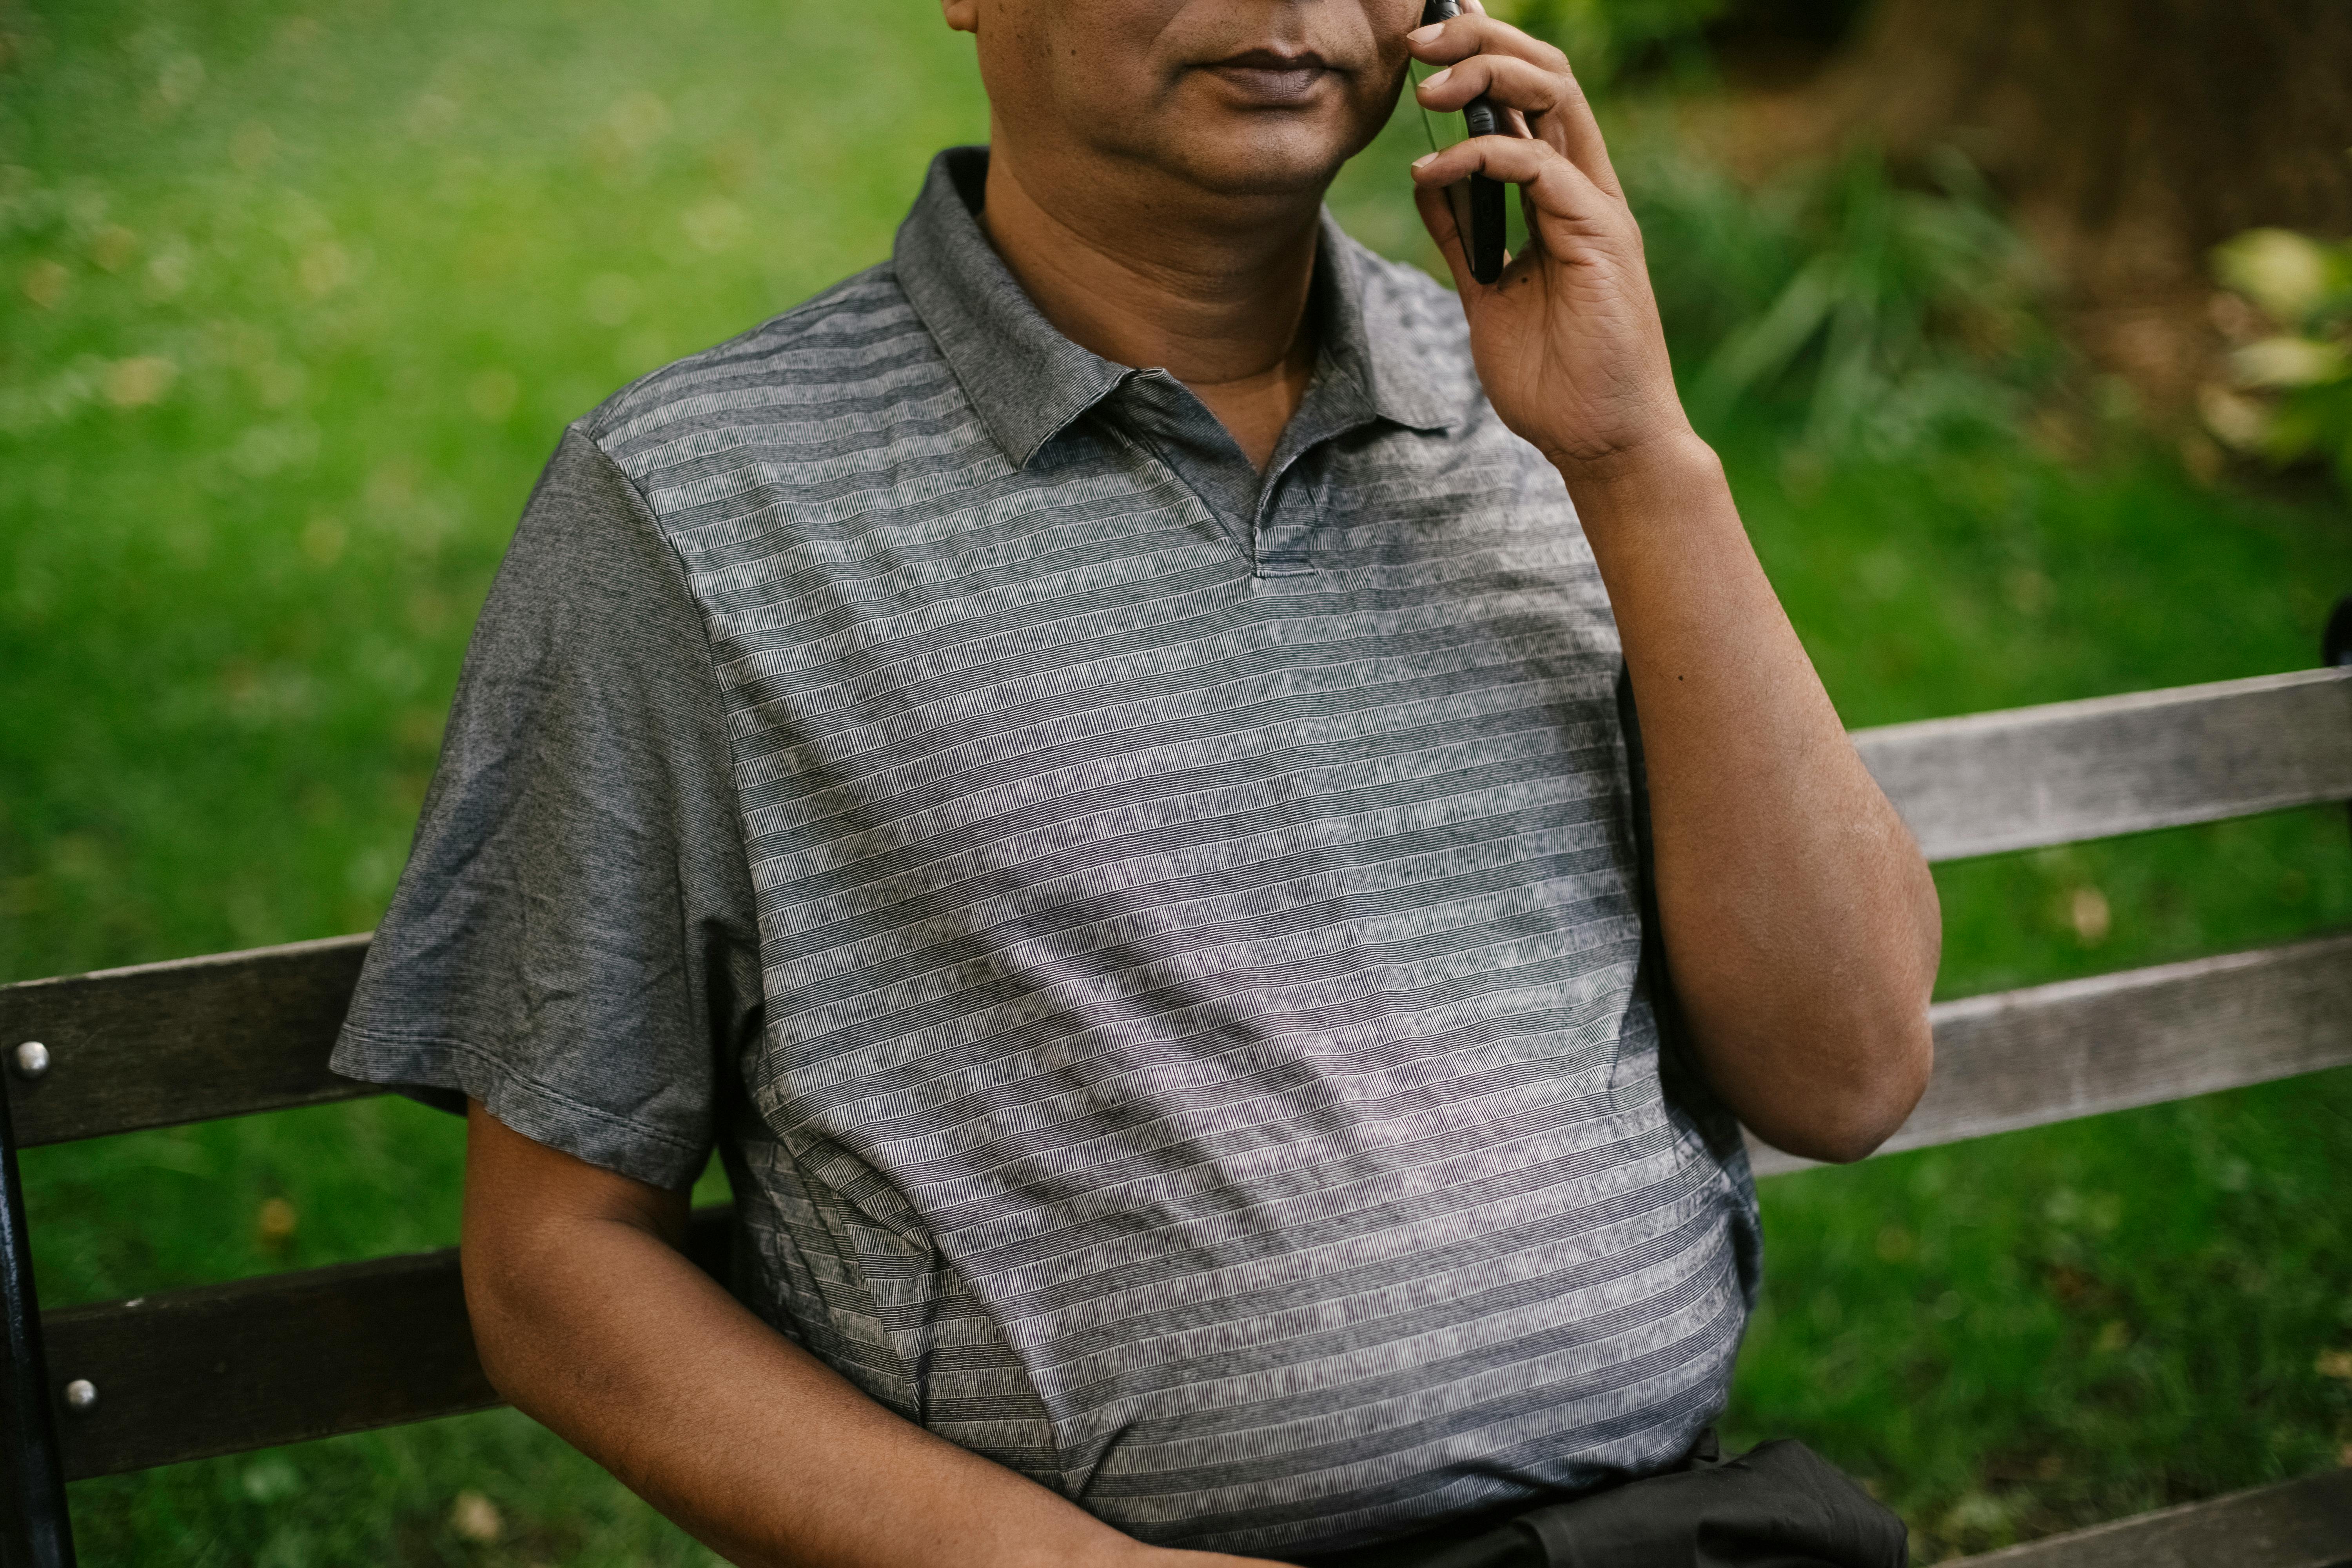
[1200,48,1334,105]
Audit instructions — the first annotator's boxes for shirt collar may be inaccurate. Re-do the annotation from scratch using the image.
[892,146,1453,470]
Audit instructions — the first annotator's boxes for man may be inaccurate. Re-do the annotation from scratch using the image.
[332,1,1938,1563]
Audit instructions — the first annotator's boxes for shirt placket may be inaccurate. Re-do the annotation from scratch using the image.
[1251,452,1325,579]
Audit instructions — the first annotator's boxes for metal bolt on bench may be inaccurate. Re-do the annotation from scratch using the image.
[0,612,2348,1567]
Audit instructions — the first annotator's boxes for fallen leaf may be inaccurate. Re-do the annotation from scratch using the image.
[2068,885,2110,946]
[450,1490,503,1544]
[22,260,69,310]
[256,1197,297,1246]
[105,356,177,408]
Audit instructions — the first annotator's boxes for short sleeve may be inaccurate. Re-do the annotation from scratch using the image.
[330,425,763,1189]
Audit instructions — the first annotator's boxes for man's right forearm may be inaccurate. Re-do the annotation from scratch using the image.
[467,1202,1124,1567]
[459,1103,1284,1568]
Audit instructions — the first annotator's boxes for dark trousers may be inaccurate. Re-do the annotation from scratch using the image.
[1290,1434,1907,1568]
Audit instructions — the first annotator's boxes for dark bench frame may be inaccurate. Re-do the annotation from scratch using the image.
[2,633,2348,1566]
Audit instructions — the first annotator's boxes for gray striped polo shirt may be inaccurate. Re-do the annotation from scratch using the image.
[336,145,1760,1558]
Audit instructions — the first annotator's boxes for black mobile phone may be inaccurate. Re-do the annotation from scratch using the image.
[1419,0,1506,284]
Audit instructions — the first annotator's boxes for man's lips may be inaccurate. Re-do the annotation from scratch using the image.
[1198,49,1334,105]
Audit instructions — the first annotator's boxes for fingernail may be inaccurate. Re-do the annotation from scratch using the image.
[1406,22,1443,42]
[1420,66,1451,89]
[1410,152,1437,170]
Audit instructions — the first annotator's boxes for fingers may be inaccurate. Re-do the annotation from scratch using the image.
[1405,8,1567,72]
[1416,53,1574,142]
[1410,133,1614,241]
[1406,10,1622,199]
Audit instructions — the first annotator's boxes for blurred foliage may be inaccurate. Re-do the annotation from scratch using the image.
[1490,7,2058,461]
[1487,0,1872,84]
[1488,0,1729,82]
[1667,146,2048,456]
[2,0,2349,1563]
[2202,227,2352,492]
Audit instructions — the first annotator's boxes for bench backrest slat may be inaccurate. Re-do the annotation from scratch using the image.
[1748,931,2352,1176]
[48,1247,495,1479]
[46,1206,732,1479]
[0,935,377,1147]
[1855,666,2352,862]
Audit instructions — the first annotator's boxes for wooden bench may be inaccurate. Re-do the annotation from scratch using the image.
[2,644,2348,1567]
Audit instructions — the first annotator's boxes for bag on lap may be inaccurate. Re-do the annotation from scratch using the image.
[1297,1433,1907,1568]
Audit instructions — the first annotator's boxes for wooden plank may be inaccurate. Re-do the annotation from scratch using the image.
[46,1205,733,1479]
[47,1245,496,1480]
[0,934,380,1147]
[1853,667,2352,862]
[1750,933,2352,1178]
[6,927,2346,1174]
[1945,1468,2352,1567]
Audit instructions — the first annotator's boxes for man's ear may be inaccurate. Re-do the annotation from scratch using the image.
[942,0,980,34]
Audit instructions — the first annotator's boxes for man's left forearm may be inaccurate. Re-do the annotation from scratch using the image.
[1402,7,1934,1161]
[1562,432,1939,1163]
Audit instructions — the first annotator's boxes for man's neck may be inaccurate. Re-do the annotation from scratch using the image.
[978,140,1324,472]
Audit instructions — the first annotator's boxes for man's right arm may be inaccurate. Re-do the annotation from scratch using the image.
[460,1102,1294,1568]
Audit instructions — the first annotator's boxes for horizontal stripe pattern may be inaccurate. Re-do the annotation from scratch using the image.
[583,163,1755,1557]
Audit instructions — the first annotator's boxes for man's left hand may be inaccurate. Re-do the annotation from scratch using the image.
[1405,3,1690,489]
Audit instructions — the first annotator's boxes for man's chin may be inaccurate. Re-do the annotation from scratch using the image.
[1149,127,1354,203]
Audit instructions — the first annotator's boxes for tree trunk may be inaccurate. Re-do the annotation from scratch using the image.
[1829,0,2352,269]
[1809,0,2352,403]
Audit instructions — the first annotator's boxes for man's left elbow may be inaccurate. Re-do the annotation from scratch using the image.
[1804,1013,1935,1164]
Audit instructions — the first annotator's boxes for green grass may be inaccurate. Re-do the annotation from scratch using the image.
[3,0,2348,1561]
